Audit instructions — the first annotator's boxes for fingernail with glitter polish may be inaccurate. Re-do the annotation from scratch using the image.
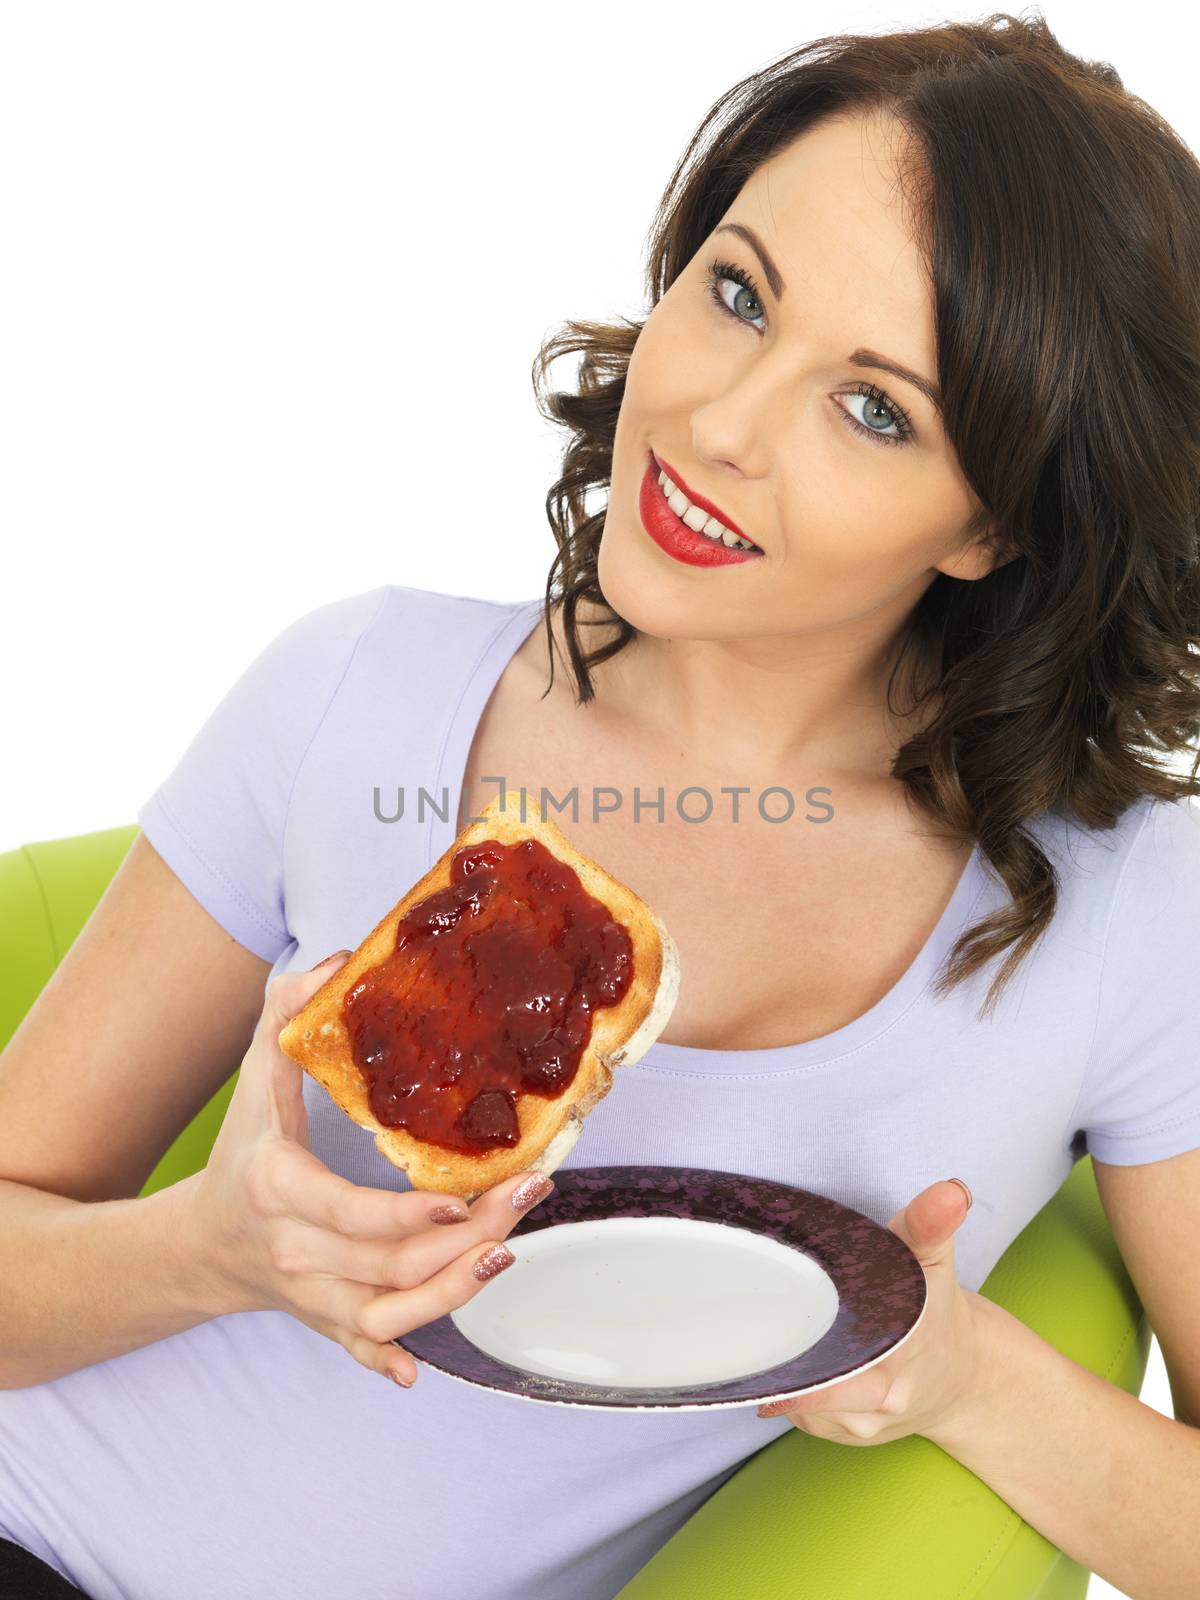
[429,1205,469,1225]
[511,1174,555,1212]
[757,1399,792,1418]
[473,1243,516,1282]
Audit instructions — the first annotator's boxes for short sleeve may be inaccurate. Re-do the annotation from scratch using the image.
[136,585,390,962]
[1070,796,1200,1166]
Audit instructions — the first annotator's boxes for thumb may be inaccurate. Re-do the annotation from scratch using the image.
[253,948,353,1042]
[886,1178,973,1270]
[256,949,353,1144]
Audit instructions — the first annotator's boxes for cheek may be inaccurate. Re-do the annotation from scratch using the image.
[781,465,958,578]
[626,303,720,413]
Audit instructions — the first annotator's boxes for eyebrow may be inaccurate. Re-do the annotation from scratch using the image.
[713,221,944,416]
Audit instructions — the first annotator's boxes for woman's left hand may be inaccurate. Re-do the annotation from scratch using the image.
[756,1178,981,1444]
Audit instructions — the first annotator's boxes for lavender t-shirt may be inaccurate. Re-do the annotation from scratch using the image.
[2,582,1199,1600]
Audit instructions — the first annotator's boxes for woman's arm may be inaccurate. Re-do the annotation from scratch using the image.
[0,1171,224,1389]
[0,832,272,1386]
[928,1292,1200,1600]
[767,1181,1199,1598]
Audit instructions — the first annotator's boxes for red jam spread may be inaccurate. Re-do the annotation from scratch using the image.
[342,837,635,1155]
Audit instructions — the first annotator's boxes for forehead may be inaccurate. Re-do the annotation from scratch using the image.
[730,110,932,333]
[746,109,920,228]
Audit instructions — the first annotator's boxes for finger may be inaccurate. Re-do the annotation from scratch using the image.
[306,1159,551,1245]
[791,1365,891,1413]
[259,950,352,1042]
[268,1169,548,1289]
[245,956,355,1144]
[292,1279,424,1387]
[468,1170,557,1228]
[348,1235,519,1346]
[758,1370,872,1419]
[265,1143,478,1240]
[887,1179,972,1254]
[349,1328,420,1388]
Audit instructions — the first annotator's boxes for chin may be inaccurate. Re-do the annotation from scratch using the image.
[594,531,679,638]
[596,526,746,642]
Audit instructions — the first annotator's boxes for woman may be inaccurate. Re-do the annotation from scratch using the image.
[2,13,1199,1599]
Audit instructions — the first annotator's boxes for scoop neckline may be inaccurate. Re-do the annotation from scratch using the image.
[428,594,988,1078]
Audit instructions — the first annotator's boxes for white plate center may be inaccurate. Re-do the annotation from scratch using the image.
[450,1216,840,1388]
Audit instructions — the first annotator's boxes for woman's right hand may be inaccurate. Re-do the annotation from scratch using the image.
[182,951,555,1386]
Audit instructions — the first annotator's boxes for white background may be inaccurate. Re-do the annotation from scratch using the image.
[0,6,1192,1595]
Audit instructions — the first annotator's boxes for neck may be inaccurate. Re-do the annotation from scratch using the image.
[545,595,941,786]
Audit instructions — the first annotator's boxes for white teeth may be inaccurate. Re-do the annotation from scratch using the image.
[657,469,758,550]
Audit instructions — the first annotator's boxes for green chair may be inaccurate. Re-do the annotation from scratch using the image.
[0,824,239,1199]
[0,826,1151,1599]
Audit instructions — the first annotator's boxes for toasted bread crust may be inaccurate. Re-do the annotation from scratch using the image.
[277,793,680,1199]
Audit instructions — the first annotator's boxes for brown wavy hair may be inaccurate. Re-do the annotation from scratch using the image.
[528,10,1200,1019]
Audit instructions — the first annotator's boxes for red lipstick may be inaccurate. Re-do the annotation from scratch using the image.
[639,450,764,568]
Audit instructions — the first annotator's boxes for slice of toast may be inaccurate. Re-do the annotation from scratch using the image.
[277,792,680,1200]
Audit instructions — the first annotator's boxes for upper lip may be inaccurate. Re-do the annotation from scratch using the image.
[650,450,760,549]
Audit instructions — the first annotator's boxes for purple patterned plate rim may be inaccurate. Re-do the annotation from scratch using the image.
[395,1164,928,1410]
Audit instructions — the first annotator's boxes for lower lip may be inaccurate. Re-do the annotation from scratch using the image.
[638,453,764,567]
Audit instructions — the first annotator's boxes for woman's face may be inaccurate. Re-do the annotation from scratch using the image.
[601,108,1009,652]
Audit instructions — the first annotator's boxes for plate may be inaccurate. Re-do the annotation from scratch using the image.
[395,1164,927,1411]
